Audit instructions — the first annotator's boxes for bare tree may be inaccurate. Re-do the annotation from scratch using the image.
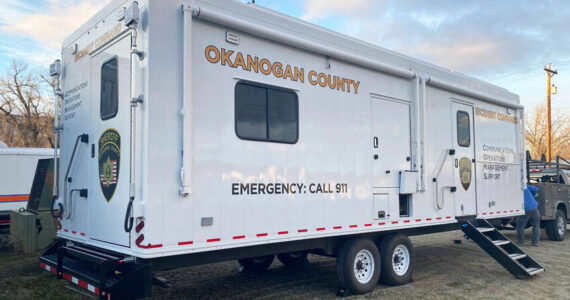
[525,104,570,160]
[0,60,55,148]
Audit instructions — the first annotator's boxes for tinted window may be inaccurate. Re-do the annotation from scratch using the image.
[101,58,118,120]
[235,82,298,143]
[457,111,470,147]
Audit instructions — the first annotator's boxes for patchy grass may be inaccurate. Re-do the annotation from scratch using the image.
[0,229,568,299]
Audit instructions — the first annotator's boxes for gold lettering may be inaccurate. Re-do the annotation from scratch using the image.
[343,79,353,93]
[335,76,345,91]
[259,59,272,75]
[272,62,283,78]
[308,71,318,85]
[353,81,360,94]
[317,73,327,87]
[220,48,234,67]
[246,55,259,73]
[233,52,246,70]
[283,65,294,81]
[205,45,220,64]
[294,67,304,83]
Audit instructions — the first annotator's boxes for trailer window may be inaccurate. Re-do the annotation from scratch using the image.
[100,58,118,120]
[456,111,470,147]
[235,82,298,143]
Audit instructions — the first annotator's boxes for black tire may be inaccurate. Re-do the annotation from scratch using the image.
[545,209,567,241]
[336,238,381,295]
[378,233,414,286]
[238,255,275,272]
[277,251,308,266]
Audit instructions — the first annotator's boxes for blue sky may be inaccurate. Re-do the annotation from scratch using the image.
[1,0,569,112]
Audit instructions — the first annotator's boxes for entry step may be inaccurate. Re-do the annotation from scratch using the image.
[525,267,544,276]
[492,240,510,246]
[476,227,494,233]
[508,253,527,260]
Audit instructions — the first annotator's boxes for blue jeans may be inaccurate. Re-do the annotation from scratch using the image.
[516,208,540,244]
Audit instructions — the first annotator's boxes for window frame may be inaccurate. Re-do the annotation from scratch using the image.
[456,110,471,147]
[234,80,299,144]
[100,56,119,121]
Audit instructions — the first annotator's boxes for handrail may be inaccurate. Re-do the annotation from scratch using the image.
[432,149,455,209]
[63,134,88,219]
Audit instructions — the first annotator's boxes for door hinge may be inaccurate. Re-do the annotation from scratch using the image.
[131,95,144,107]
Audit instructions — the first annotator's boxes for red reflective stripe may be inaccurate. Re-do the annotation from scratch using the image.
[404,220,410,223]
[316,227,325,231]
[232,235,245,240]
[63,229,68,232]
[503,211,507,213]
[333,226,342,229]
[72,231,76,234]
[80,233,86,236]
[446,216,452,219]
[206,238,220,243]
[510,210,514,212]
[482,213,487,215]
[364,224,372,227]
[0,220,9,223]
[298,229,308,233]
[378,222,386,225]
[426,218,432,221]
[415,219,421,222]
[137,243,163,248]
[349,225,357,228]
[39,262,46,269]
[178,241,194,245]
[436,217,442,220]
[78,280,88,289]
[63,273,72,281]
[278,231,288,235]
[256,233,267,237]
[391,221,399,224]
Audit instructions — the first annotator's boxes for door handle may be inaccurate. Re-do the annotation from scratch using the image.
[455,159,458,168]
[373,137,379,148]
[91,144,95,158]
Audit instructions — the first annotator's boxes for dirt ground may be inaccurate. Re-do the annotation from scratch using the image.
[0,228,568,299]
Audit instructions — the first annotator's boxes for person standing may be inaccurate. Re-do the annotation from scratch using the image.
[516,185,540,246]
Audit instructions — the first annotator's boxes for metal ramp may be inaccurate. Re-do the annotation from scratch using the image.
[460,219,544,278]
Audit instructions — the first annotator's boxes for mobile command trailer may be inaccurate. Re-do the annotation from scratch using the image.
[0,148,53,226]
[41,0,543,298]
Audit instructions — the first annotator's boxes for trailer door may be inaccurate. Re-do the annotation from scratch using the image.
[371,96,411,188]
[452,102,477,216]
[88,35,131,247]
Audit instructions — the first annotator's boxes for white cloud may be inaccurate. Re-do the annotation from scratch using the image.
[301,0,383,21]
[0,0,109,50]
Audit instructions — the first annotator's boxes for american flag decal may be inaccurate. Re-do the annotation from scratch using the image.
[100,159,118,187]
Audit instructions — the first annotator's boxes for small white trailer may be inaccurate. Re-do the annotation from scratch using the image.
[0,147,53,225]
[41,0,543,298]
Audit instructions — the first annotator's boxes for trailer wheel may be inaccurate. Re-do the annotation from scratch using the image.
[336,238,381,295]
[545,209,567,241]
[277,251,308,266]
[378,234,414,286]
[238,255,275,272]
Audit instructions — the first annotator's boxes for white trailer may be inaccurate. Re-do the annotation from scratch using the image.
[0,148,53,225]
[40,0,543,298]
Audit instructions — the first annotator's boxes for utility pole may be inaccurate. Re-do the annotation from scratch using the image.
[544,63,558,162]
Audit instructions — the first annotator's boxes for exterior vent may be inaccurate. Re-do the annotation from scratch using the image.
[226,31,240,45]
